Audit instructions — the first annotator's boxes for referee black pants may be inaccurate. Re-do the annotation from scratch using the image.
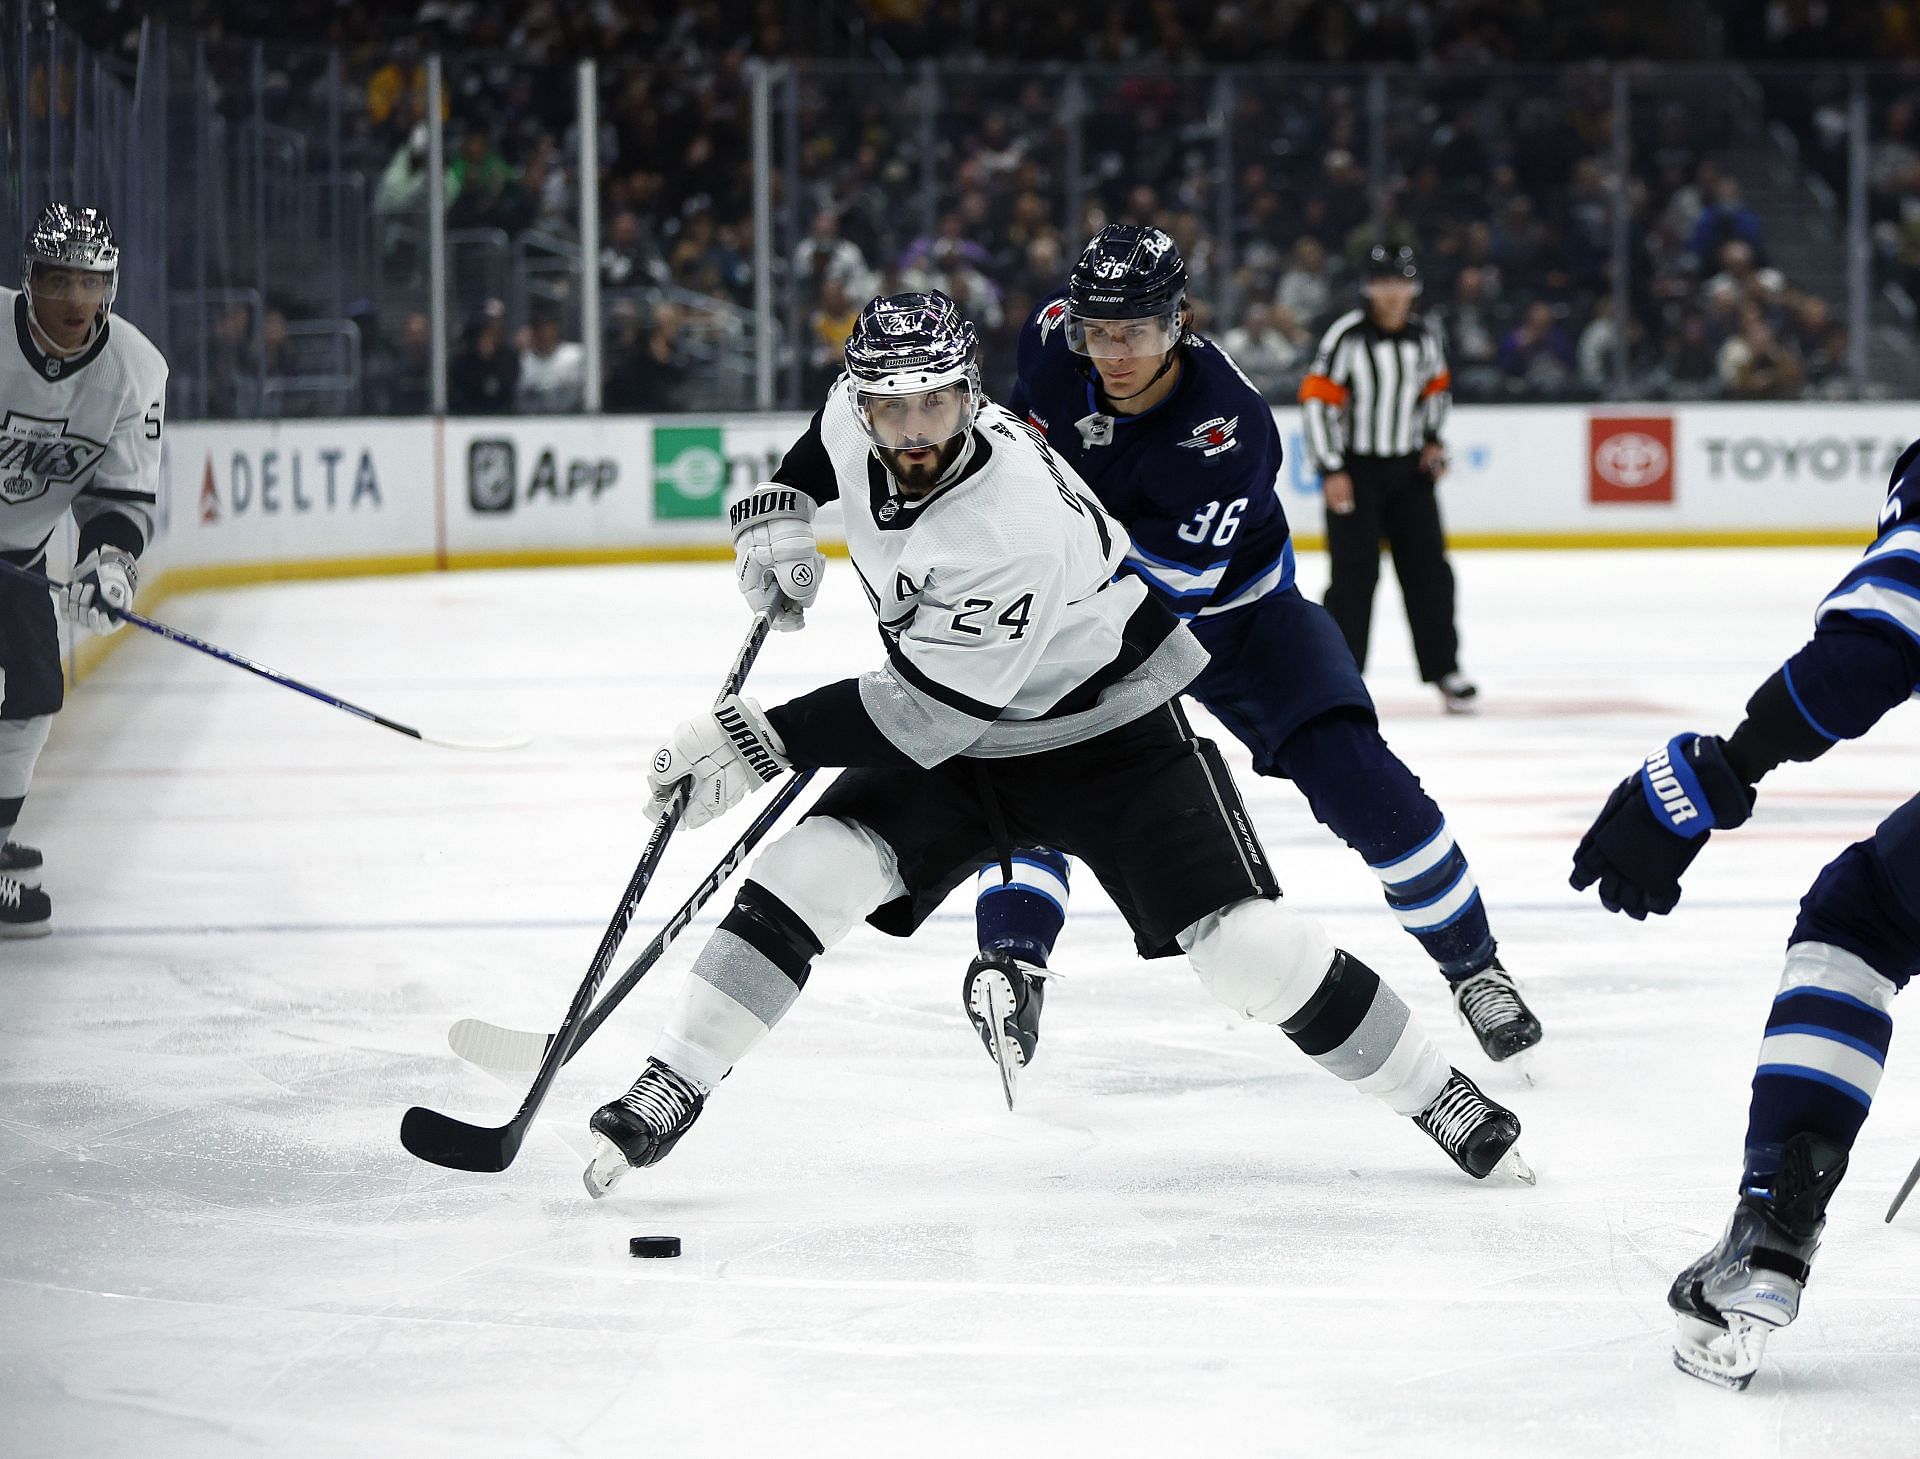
[1321,454,1459,683]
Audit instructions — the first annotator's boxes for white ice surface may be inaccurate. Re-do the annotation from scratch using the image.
[3,549,1918,1458]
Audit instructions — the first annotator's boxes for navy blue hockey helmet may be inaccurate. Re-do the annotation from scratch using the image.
[844,290,982,450]
[1065,224,1187,358]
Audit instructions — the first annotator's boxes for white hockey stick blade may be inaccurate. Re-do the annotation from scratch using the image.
[447,1017,552,1073]
[418,730,534,752]
[1886,1154,1920,1223]
[1496,1145,1537,1186]
[1672,1311,1767,1391]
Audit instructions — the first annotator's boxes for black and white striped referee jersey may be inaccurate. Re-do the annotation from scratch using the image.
[1298,308,1451,472]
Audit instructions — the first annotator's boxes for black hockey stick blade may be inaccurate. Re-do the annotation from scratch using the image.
[398,614,771,1174]
[400,1104,527,1173]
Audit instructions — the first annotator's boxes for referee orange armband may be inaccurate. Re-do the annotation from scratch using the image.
[1298,374,1348,406]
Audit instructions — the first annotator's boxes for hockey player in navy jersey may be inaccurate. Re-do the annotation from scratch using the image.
[962,224,1540,1101]
[1572,444,1920,1389]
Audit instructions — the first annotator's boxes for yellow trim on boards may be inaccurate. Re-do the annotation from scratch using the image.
[63,528,1865,688]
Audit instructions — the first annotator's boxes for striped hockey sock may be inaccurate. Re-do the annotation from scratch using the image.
[1369,822,1496,979]
[1741,940,1894,1195]
[974,848,1070,967]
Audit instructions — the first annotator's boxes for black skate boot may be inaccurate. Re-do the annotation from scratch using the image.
[0,840,43,886]
[1413,1067,1532,1182]
[0,874,51,938]
[963,952,1047,1110]
[582,1058,709,1199]
[1669,1133,1847,1390]
[1452,961,1543,1066]
[1438,673,1479,715]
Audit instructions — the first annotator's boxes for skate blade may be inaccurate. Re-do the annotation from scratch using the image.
[1499,1049,1538,1087]
[582,1134,632,1201]
[971,970,1021,1112]
[1496,1145,1536,1186]
[1672,1312,1766,1391]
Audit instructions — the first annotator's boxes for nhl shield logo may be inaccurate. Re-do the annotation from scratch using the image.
[878,498,900,522]
[44,359,60,378]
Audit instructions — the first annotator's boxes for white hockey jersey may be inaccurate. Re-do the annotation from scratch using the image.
[0,287,168,562]
[766,379,1207,768]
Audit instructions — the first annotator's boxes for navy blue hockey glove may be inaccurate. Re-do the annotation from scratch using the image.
[1569,734,1756,919]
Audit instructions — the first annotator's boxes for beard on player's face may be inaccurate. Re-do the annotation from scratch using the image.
[881,434,963,498]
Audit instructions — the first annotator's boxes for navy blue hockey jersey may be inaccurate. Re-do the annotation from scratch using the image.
[1007,293,1293,622]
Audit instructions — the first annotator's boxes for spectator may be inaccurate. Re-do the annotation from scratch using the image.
[371,310,433,415]
[448,300,519,415]
[604,300,684,413]
[793,208,871,303]
[374,124,433,263]
[806,276,860,397]
[601,210,665,288]
[1222,300,1305,395]
[516,304,585,413]
[1276,236,1334,327]
[1718,303,1805,399]
[1576,294,1621,390]
[1788,293,1848,389]
[1498,301,1575,389]
[1687,175,1765,263]
[446,128,524,232]
[1434,264,1501,373]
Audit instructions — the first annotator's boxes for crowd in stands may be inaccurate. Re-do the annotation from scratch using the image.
[52,0,1920,415]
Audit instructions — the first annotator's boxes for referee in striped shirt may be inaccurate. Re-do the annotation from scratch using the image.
[1300,244,1476,714]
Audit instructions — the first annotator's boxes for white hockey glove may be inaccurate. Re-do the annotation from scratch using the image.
[63,547,138,634]
[645,695,791,829]
[728,482,823,632]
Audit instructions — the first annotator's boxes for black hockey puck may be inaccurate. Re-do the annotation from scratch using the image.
[629,1235,681,1258]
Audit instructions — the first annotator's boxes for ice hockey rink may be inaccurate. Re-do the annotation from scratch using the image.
[4,547,1916,1458]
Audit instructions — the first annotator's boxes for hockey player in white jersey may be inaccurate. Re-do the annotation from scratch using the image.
[583,291,1529,1195]
[0,204,167,935]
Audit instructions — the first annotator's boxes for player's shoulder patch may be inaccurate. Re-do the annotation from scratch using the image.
[1035,297,1070,346]
[1175,414,1241,458]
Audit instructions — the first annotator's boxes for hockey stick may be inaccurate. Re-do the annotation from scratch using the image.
[0,557,527,751]
[399,613,773,1173]
[1887,1154,1920,1223]
[448,766,819,1073]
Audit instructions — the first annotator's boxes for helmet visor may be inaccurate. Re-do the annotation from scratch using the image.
[26,260,114,302]
[853,379,979,451]
[1066,308,1180,360]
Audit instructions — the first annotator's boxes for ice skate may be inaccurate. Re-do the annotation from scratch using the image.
[963,952,1047,1111]
[0,874,50,938]
[1413,1067,1532,1182]
[1452,961,1542,1074]
[582,1058,709,1199]
[0,840,43,887]
[1669,1134,1846,1390]
[1438,673,1479,715]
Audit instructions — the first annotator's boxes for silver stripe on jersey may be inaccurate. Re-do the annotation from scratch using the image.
[814,383,1204,765]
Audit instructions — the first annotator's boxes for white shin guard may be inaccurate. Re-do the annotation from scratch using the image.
[651,815,907,1088]
[1185,897,1448,1115]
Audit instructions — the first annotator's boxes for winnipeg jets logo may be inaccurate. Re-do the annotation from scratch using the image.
[1037,299,1069,344]
[1176,415,1240,458]
[0,411,109,505]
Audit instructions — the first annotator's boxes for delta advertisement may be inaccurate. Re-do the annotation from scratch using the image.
[148,403,1902,590]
